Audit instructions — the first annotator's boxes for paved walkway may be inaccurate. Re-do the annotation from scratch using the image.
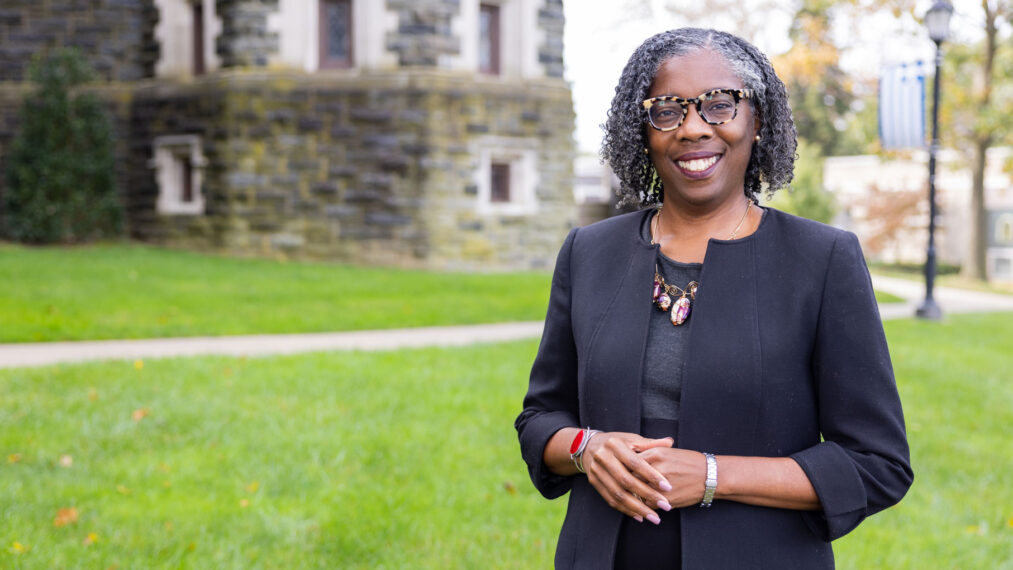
[1,275,1010,369]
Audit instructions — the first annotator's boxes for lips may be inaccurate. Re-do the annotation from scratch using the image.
[673,152,721,179]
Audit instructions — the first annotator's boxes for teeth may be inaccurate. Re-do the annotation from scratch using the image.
[677,156,718,172]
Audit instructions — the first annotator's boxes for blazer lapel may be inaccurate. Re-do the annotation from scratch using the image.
[678,238,762,454]
[580,236,657,435]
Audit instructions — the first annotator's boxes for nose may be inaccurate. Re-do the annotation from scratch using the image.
[677,103,713,141]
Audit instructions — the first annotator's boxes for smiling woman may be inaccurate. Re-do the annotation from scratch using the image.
[516,28,912,569]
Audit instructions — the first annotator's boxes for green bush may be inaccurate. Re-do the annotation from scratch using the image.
[2,48,123,243]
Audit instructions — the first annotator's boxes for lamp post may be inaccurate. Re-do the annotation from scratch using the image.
[916,0,953,320]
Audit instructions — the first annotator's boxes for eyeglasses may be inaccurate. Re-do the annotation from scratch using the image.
[642,89,753,131]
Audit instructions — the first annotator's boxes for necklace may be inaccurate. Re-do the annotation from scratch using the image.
[650,199,754,326]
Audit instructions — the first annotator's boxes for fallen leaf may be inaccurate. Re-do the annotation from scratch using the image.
[1008,517,1013,529]
[83,532,99,546]
[7,453,21,464]
[10,541,29,555]
[224,367,233,376]
[88,387,99,401]
[134,359,144,370]
[239,498,250,508]
[132,408,149,422]
[503,481,517,495]
[245,481,260,493]
[54,507,79,527]
[59,455,73,468]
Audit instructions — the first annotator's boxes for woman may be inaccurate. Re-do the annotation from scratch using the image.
[515,28,912,569]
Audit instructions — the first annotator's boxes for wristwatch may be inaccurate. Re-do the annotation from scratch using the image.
[700,452,718,507]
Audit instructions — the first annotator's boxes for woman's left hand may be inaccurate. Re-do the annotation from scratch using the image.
[638,447,708,508]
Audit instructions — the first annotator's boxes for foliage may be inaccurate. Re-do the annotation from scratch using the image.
[2,48,122,243]
[774,0,861,157]
[2,313,1012,567]
[767,139,836,223]
[0,243,551,343]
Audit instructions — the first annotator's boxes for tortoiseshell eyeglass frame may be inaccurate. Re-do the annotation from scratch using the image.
[641,88,753,132]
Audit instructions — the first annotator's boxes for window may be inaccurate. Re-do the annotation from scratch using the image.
[996,214,1013,245]
[479,3,500,75]
[475,139,538,216]
[150,135,207,216]
[193,2,205,75]
[319,0,353,69]
[490,162,511,202]
[994,257,1012,280]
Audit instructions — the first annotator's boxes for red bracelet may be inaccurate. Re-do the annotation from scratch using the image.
[569,427,600,473]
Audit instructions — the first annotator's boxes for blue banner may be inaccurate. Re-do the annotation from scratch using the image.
[879,62,927,150]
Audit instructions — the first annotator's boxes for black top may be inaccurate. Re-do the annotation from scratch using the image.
[640,211,702,422]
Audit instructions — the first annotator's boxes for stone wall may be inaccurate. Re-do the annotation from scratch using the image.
[385,0,461,67]
[127,70,575,269]
[217,0,279,68]
[0,0,157,81]
[537,0,565,78]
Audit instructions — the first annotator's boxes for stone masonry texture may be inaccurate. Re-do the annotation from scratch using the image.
[0,0,576,270]
[0,0,157,82]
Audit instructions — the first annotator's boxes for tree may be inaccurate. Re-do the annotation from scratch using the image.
[767,139,836,223]
[2,49,123,243]
[940,1,1012,280]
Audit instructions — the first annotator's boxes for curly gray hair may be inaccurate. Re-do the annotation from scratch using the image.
[601,28,797,207]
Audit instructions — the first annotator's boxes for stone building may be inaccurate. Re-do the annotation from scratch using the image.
[0,0,576,269]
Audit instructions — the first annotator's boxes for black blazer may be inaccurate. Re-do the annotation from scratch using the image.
[515,207,913,569]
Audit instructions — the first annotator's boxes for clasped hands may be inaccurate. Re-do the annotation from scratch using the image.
[583,431,708,524]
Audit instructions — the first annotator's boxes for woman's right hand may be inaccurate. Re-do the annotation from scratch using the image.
[583,432,675,524]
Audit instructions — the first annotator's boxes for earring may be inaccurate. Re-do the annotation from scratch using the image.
[754,135,761,142]
[644,147,650,155]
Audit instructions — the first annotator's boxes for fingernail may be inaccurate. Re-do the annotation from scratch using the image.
[634,515,644,523]
[659,480,672,492]
[647,513,661,525]
[657,499,672,511]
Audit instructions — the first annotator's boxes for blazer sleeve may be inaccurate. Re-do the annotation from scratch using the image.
[790,231,914,541]
[515,227,581,499]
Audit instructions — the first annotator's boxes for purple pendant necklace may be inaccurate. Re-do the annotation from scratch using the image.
[650,200,753,326]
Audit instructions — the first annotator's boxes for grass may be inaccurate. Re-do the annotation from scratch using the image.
[0,243,551,343]
[2,242,912,344]
[874,289,906,304]
[2,313,1012,568]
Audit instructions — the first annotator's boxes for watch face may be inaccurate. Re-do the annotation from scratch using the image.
[569,431,584,455]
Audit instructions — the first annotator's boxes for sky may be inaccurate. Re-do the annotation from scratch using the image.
[561,0,985,154]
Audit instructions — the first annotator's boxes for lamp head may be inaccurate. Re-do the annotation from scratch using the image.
[925,0,954,44]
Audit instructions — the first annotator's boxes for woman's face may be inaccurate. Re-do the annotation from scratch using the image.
[645,49,759,209]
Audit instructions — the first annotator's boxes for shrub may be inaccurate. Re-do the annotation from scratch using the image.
[2,48,123,243]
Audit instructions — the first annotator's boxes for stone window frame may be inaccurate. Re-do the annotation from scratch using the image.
[474,138,539,216]
[455,0,544,79]
[153,0,222,78]
[319,0,354,69]
[149,135,208,216]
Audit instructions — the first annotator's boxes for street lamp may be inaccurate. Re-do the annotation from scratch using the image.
[916,0,953,320]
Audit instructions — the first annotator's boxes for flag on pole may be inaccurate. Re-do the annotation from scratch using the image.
[879,62,927,150]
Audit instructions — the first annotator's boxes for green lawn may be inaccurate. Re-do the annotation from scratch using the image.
[2,243,912,344]
[0,243,551,343]
[2,313,1011,568]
